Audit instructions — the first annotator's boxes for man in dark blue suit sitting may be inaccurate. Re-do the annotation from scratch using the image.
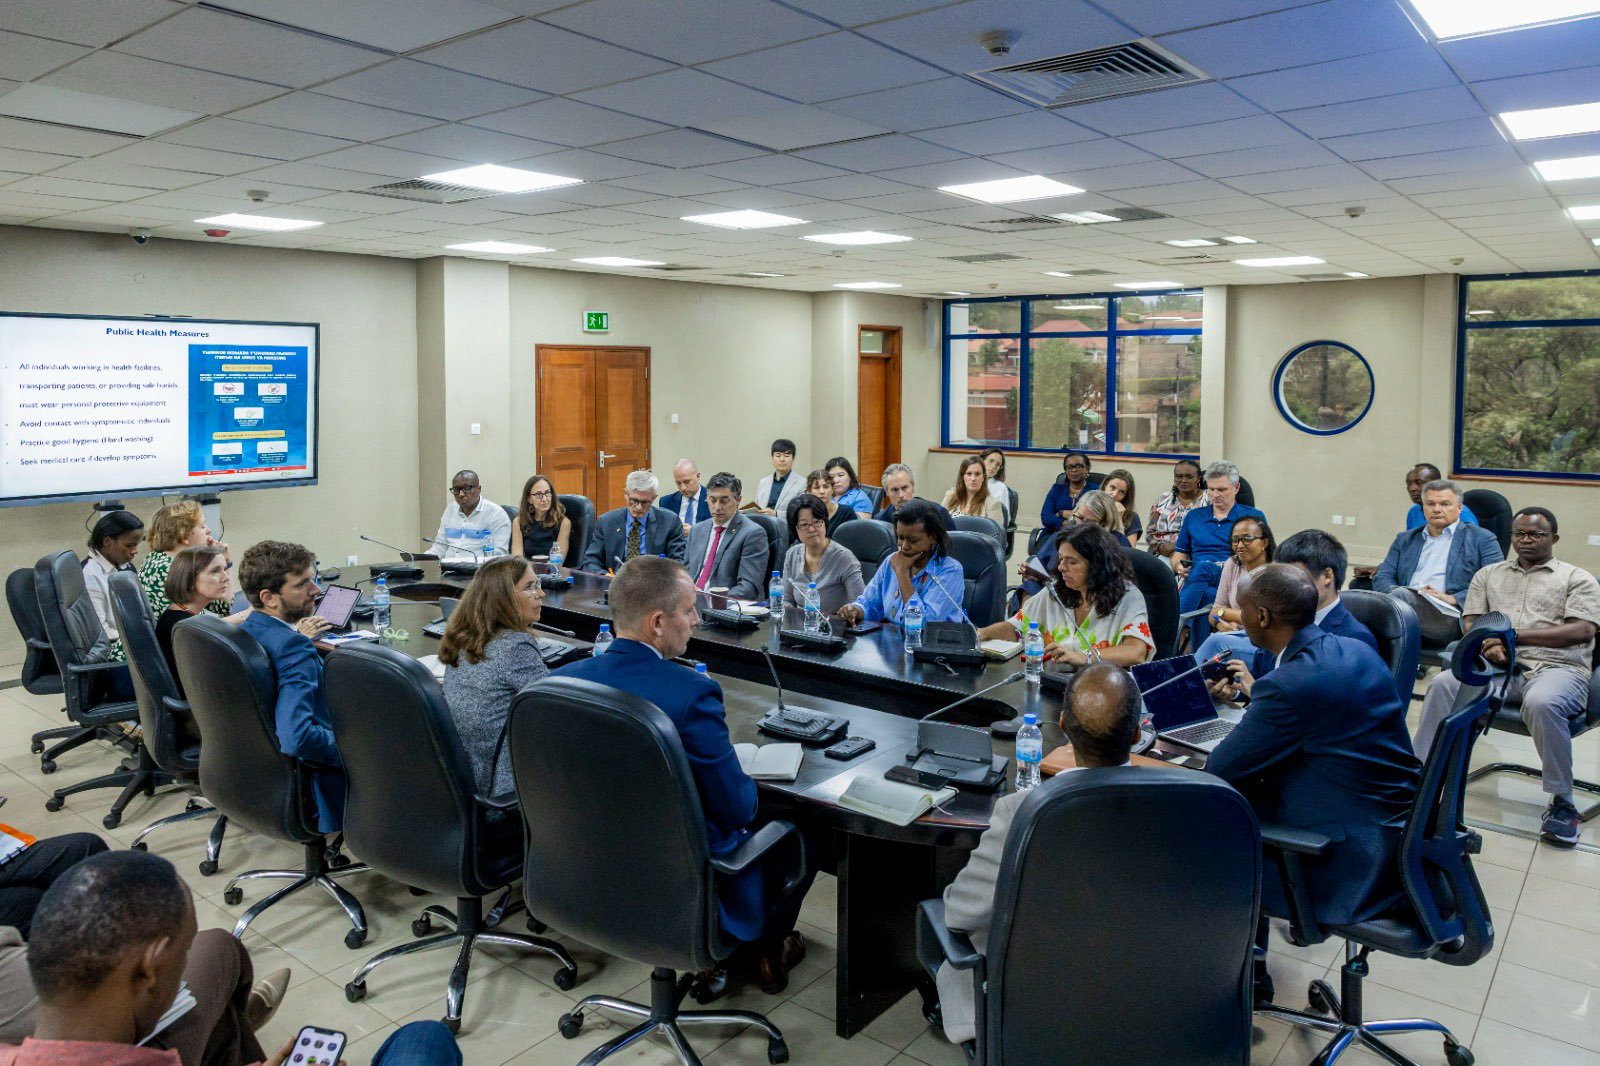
[1205,564,1420,1003]
[554,555,814,994]
[237,540,345,833]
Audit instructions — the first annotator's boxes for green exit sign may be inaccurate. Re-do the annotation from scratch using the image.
[583,311,610,332]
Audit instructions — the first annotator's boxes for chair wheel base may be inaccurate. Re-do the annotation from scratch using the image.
[40,761,57,776]
[1446,1041,1474,1066]
[102,812,121,830]
[223,887,243,906]
[198,860,217,876]
[44,797,63,812]
[412,916,431,937]
[553,966,577,991]
[1307,980,1336,1016]
[344,982,366,1003]
[558,1013,582,1039]
[344,929,366,950]
[768,1037,789,1064]
[441,1017,460,1034]
[30,741,43,755]
[130,841,147,852]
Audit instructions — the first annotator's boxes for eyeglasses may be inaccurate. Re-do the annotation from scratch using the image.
[449,485,478,495]
[795,520,825,533]
[1230,534,1264,545]
[1510,530,1552,540]
[1065,463,1089,471]
[528,490,553,499]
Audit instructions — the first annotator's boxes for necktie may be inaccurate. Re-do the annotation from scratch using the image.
[696,525,725,589]
[682,495,693,524]
[626,517,642,559]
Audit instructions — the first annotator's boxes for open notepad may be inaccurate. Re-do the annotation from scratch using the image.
[735,742,803,782]
[838,775,958,827]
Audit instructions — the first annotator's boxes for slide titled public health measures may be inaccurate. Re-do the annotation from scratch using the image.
[0,314,318,504]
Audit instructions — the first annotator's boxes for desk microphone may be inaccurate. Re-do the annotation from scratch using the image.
[423,536,481,563]
[919,671,1026,723]
[532,621,576,638]
[760,647,787,712]
[359,533,420,562]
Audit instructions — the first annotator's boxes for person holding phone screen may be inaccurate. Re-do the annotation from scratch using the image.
[838,500,965,626]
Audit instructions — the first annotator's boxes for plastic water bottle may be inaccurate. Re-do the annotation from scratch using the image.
[803,582,822,633]
[695,663,708,676]
[548,540,564,569]
[1016,713,1043,792]
[768,571,784,616]
[371,575,390,632]
[903,595,924,652]
[593,623,613,655]
[1023,621,1045,685]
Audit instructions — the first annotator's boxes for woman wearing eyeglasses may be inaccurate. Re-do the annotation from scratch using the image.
[1192,516,1276,663]
[510,474,573,563]
[1146,459,1206,560]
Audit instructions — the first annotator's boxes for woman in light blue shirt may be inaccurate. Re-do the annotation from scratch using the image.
[837,500,966,625]
[825,456,873,515]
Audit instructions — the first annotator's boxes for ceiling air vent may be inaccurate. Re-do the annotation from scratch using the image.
[1146,254,1223,264]
[970,40,1208,109]
[943,252,1025,263]
[1296,273,1354,281]
[1102,207,1168,222]
[365,180,495,205]
[952,214,1062,234]
[642,264,707,272]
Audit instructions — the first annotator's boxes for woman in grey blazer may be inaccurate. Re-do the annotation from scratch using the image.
[440,556,548,797]
[782,494,865,616]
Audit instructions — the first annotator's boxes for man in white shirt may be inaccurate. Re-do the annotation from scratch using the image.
[934,663,1139,1044]
[432,469,511,560]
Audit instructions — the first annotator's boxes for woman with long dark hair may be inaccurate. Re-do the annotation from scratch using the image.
[1100,468,1142,548]
[824,456,872,514]
[942,456,1005,523]
[510,474,572,562]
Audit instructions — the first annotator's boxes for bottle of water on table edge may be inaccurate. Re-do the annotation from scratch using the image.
[803,582,822,633]
[372,575,391,632]
[593,623,613,656]
[768,571,784,616]
[1015,713,1043,792]
[1023,621,1044,685]
[548,540,564,569]
[903,594,924,653]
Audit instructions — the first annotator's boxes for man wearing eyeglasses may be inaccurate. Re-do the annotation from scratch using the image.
[433,469,512,560]
[1414,507,1600,848]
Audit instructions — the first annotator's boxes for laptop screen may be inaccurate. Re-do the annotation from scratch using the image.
[315,585,360,628]
[1131,656,1217,732]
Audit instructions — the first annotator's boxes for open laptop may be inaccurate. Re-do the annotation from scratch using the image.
[1131,656,1238,754]
[313,584,361,633]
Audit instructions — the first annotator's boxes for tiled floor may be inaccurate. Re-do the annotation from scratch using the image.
[2,671,1598,1066]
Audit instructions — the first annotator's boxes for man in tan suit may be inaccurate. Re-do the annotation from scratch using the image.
[934,663,1142,1045]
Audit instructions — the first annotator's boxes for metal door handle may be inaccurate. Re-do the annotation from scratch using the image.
[598,450,617,468]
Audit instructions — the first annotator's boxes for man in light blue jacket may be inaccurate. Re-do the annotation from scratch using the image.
[1373,479,1502,647]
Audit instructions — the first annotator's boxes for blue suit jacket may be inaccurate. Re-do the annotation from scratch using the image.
[660,487,710,526]
[554,639,767,940]
[1248,601,1378,680]
[581,506,688,573]
[1207,625,1421,928]
[241,611,346,833]
[1372,522,1503,602]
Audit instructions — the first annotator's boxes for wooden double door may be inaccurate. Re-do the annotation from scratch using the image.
[535,345,650,510]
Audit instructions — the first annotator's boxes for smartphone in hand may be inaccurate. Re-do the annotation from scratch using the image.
[289,1026,346,1066]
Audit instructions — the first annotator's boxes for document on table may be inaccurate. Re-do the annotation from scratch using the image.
[735,742,803,781]
[838,776,958,827]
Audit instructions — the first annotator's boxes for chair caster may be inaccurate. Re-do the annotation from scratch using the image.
[442,1016,460,1035]
[131,841,147,852]
[412,916,431,937]
[40,760,57,775]
[558,1012,583,1039]
[1445,1040,1474,1066]
[224,887,243,906]
[344,981,366,1003]
[45,797,63,812]
[408,886,427,896]
[527,916,547,934]
[30,740,43,754]
[185,798,203,812]
[102,811,121,830]
[1307,980,1336,1016]
[329,852,352,869]
[344,929,366,950]
[553,966,578,991]
[768,1037,789,1064]
[198,860,218,876]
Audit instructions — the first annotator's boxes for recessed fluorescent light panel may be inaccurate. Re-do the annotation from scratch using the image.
[1236,255,1326,267]
[834,281,902,289]
[744,271,788,277]
[939,175,1084,204]
[943,291,973,296]
[680,210,805,229]
[1500,101,1600,140]
[194,214,321,232]
[422,164,582,193]
[1534,155,1600,181]
[802,231,913,245]
[1406,0,1600,40]
[446,241,551,254]
[573,256,664,267]
[1115,281,1181,289]
[1165,238,1219,247]
[1222,235,1257,244]
[1053,211,1119,224]
[1567,205,1600,220]
[1344,272,1371,278]
[1041,271,1076,278]
[0,84,200,136]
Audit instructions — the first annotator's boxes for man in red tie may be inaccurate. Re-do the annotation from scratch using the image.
[687,472,770,600]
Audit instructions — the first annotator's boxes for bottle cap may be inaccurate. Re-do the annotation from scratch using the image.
[694,663,708,673]
[1022,713,1038,726]
[808,582,818,589]
[1028,620,1039,629]
[598,623,610,633]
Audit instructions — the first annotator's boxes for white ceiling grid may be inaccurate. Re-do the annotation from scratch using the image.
[0,0,1593,294]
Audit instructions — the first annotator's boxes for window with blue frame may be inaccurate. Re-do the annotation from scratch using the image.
[943,290,1202,457]
[1456,271,1600,481]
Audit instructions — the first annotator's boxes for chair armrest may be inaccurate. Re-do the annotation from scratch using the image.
[161,696,191,718]
[66,660,129,675]
[474,793,520,814]
[916,900,982,971]
[25,637,52,653]
[1178,606,1211,622]
[1261,824,1333,856]
[710,821,808,898]
[1260,822,1332,947]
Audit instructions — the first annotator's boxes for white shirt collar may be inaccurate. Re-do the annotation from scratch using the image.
[263,612,298,632]
[1314,600,1337,625]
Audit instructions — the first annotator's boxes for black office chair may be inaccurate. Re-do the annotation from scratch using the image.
[1025,526,1049,560]
[918,767,1259,1064]
[172,614,371,944]
[501,502,517,525]
[859,484,885,512]
[325,644,577,1030]
[1003,486,1019,558]
[950,515,1005,557]
[1339,589,1421,704]
[108,572,227,869]
[34,551,167,828]
[833,520,895,584]
[1256,620,1508,1066]
[1235,475,1255,509]
[559,494,595,564]
[509,678,805,1065]
[947,531,1005,627]
[1123,546,1180,660]
[1460,488,1511,556]
[5,567,85,762]
[743,512,786,577]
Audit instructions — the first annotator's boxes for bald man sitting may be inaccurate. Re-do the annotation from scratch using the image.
[660,458,710,533]
[934,664,1142,1045]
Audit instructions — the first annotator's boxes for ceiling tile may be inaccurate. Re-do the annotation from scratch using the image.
[505,147,657,181]
[1323,118,1508,163]
[697,104,887,151]
[0,116,135,156]
[820,78,1028,132]
[793,134,964,171]
[468,98,669,148]
[8,174,163,201]
[606,169,753,197]
[986,137,1159,174]
[313,60,541,121]
[1441,17,1600,83]
[1127,113,1305,157]
[45,158,204,190]
[1280,86,1485,139]
[305,144,467,179]
[1181,138,1341,177]
[1468,66,1600,115]
[413,21,674,95]
[916,111,1100,155]
[1158,0,1418,80]
[231,92,438,140]
[0,145,79,173]
[160,118,356,160]
[1065,82,1262,136]
[1359,143,1525,181]
[42,51,282,112]
[1225,45,1458,112]
[0,30,90,81]
[230,160,396,192]
[376,123,564,164]
[878,157,1027,188]
[592,129,766,168]
[113,7,381,88]
[573,69,788,129]
[860,0,1130,72]
[541,0,832,65]
[774,173,917,200]
[206,0,515,52]
[777,1,958,28]
[0,0,181,48]
[700,31,942,104]
[97,140,270,176]
[1094,0,1323,36]
[692,154,849,185]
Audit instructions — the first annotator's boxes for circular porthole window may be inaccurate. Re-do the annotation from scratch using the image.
[1272,340,1374,435]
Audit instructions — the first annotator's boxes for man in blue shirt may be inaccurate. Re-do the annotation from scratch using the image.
[1403,463,1477,530]
[1375,479,1502,648]
[581,469,688,572]
[1172,460,1265,646]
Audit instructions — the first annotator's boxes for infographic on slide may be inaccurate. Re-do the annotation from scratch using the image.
[0,314,318,504]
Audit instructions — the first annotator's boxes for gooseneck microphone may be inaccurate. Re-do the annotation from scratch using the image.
[761,647,787,712]
[920,671,1027,723]
[423,536,481,562]
[359,533,418,561]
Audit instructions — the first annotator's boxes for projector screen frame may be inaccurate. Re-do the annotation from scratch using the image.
[0,311,322,509]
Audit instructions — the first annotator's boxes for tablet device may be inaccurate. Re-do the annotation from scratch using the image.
[315,585,360,631]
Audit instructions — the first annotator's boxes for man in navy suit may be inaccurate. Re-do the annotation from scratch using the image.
[660,458,710,534]
[555,555,813,994]
[237,540,345,833]
[1373,479,1502,648]
[581,469,687,573]
[1206,565,1420,1001]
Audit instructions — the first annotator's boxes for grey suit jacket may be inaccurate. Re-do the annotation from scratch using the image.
[685,513,769,599]
[581,506,687,572]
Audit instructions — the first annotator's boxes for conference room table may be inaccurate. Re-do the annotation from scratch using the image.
[338,560,1195,1037]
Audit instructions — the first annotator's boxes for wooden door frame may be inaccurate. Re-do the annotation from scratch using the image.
[858,324,902,468]
[534,343,652,489]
